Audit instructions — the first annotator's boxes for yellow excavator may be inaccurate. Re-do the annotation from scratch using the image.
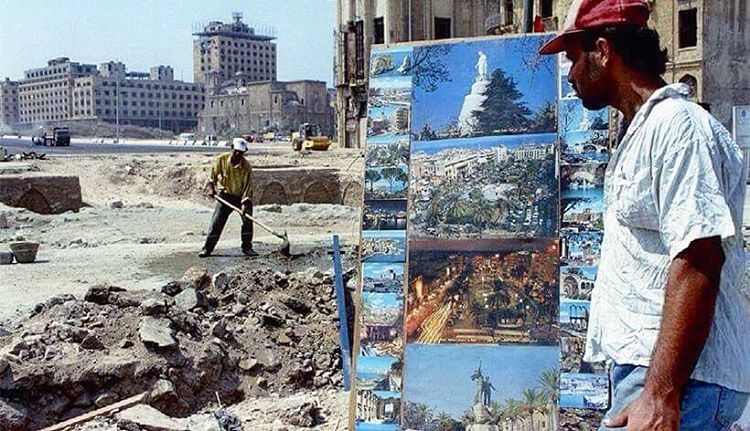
[292,123,331,151]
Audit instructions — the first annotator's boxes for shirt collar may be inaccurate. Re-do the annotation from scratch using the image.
[616,83,690,147]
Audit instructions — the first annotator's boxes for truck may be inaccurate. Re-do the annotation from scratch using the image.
[32,127,71,147]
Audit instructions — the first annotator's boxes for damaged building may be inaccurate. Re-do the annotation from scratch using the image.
[335,0,750,148]
[197,76,335,137]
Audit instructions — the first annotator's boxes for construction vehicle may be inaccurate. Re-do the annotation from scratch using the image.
[32,126,71,147]
[292,123,331,151]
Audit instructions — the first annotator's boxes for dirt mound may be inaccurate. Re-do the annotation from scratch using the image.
[0,260,356,430]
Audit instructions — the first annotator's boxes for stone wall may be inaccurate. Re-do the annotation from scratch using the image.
[252,167,363,207]
[0,175,82,214]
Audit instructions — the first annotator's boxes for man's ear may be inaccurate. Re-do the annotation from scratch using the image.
[594,37,611,67]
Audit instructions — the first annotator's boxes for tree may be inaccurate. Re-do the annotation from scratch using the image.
[474,68,533,135]
[365,169,382,194]
[403,402,434,430]
[412,45,454,92]
[531,101,557,133]
[381,166,406,195]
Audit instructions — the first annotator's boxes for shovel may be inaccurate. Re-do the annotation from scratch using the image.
[213,194,292,257]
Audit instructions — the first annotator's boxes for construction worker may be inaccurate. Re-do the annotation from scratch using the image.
[199,138,256,257]
[540,0,749,429]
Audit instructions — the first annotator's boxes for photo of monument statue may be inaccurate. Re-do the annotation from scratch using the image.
[402,344,559,431]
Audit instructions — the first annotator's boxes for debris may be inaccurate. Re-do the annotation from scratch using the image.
[174,288,204,311]
[284,401,322,427]
[138,317,177,349]
[213,409,242,431]
[115,404,187,431]
[108,200,124,209]
[180,266,210,291]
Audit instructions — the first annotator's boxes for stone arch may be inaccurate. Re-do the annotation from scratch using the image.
[303,180,334,204]
[341,182,363,206]
[679,74,698,98]
[16,188,53,214]
[259,182,288,205]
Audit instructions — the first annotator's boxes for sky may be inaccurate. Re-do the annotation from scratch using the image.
[411,35,557,133]
[404,344,559,419]
[0,0,335,85]
[362,292,402,311]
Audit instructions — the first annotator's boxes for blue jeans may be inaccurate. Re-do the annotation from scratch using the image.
[601,364,749,431]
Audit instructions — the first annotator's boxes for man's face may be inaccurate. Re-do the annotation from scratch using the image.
[231,149,244,160]
[565,36,610,110]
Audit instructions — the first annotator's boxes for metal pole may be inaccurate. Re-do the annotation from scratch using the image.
[408,0,413,41]
[115,72,120,143]
[524,0,534,33]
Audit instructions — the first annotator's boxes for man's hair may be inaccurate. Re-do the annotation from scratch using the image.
[578,26,669,76]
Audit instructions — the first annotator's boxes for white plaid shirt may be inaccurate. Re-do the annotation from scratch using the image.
[584,84,750,393]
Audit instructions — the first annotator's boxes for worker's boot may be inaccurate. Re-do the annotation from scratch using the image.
[198,249,211,258]
[242,248,258,257]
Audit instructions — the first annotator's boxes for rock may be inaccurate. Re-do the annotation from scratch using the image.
[0,357,8,375]
[276,333,292,345]
[111,291,141,308]
[184,414,221,431]
[120,339,134,349]
[256,376,268,388]
[149,379,177,403]
[161,281,183,297]
[116,418,142,431]
[313,353,332,370]
[180,231,194,236]
[108,200,124,209]
[0,399,28,431]
[180,266,210,290]
[285,402,322,427]
[141,297,173,316]
[280,295,312,315]
[138,317,177,349]
[210,320,227,339]
[211,272,229,291]
[80,334,105,350]
[238,357,259,372]
[116,404,188,431]
[174,288,204,311]
[84,285,126,305]
[45,294,76,308]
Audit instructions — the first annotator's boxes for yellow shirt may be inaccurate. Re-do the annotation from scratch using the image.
[210,152,253,203]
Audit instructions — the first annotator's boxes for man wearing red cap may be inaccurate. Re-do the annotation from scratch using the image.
[540,1,750,430]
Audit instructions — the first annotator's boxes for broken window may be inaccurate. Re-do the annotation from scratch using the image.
[541,0,553,18]
[435,17,452,39]
[504,0,514,25]
[679,8,697,48]
[373,17,385,44]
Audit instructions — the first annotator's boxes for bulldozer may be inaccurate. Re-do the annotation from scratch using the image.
[292,123,331,151]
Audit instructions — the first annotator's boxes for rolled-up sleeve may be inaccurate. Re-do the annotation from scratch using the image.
[654,138,736,260]
[210,157,221,184]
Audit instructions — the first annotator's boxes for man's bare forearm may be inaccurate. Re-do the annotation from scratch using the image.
[644,237,724,400]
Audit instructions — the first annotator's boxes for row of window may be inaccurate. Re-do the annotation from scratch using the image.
[77,109,194,118]
[218,40,275,50]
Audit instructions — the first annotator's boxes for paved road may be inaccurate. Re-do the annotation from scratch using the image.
[0,137,227,156]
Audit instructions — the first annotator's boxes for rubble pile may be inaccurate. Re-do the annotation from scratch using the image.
[559,408,605,431]
[0,262,355,430]
[1,151,47,162]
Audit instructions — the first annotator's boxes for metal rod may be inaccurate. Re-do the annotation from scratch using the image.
[524,0,534,33]
[332,234,352,391]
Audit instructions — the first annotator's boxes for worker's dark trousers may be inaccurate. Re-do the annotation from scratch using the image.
[202,191,253,254]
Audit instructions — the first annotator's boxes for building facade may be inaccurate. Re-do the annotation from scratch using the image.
[193,12,277,87]
[18,58,204,132]
[0,78,19,128]
[198,78,334,137]
[336,0,750,148]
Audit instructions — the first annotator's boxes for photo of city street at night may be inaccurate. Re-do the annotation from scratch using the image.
[362,200,407,231]
[406,239,559,345]
[362,230,406,263]
[560,265,598,301]
[361,292,404,357]
[561,163,606,231]
[363,262,405,293]
[410,135,558,239]
[562,231,603,266]
[366,136,410,167]
[365,165,409,200]
[559,373,609,410]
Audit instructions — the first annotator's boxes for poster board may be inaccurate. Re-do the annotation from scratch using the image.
[351,33,612,430]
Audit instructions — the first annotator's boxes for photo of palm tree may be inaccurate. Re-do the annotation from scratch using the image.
[365,165,409,200]
[402,344,559,430]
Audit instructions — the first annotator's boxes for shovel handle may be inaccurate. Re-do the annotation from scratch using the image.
[213,194,282,238]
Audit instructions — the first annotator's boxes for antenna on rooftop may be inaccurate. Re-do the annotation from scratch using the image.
[232,11,243,22]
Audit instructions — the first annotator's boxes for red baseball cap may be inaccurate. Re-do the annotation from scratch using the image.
[539,0,651,55]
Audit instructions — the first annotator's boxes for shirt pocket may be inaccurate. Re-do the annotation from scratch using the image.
[609,167,659,231]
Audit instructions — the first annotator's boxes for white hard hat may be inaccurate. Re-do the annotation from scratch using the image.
[232,138,248,152]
